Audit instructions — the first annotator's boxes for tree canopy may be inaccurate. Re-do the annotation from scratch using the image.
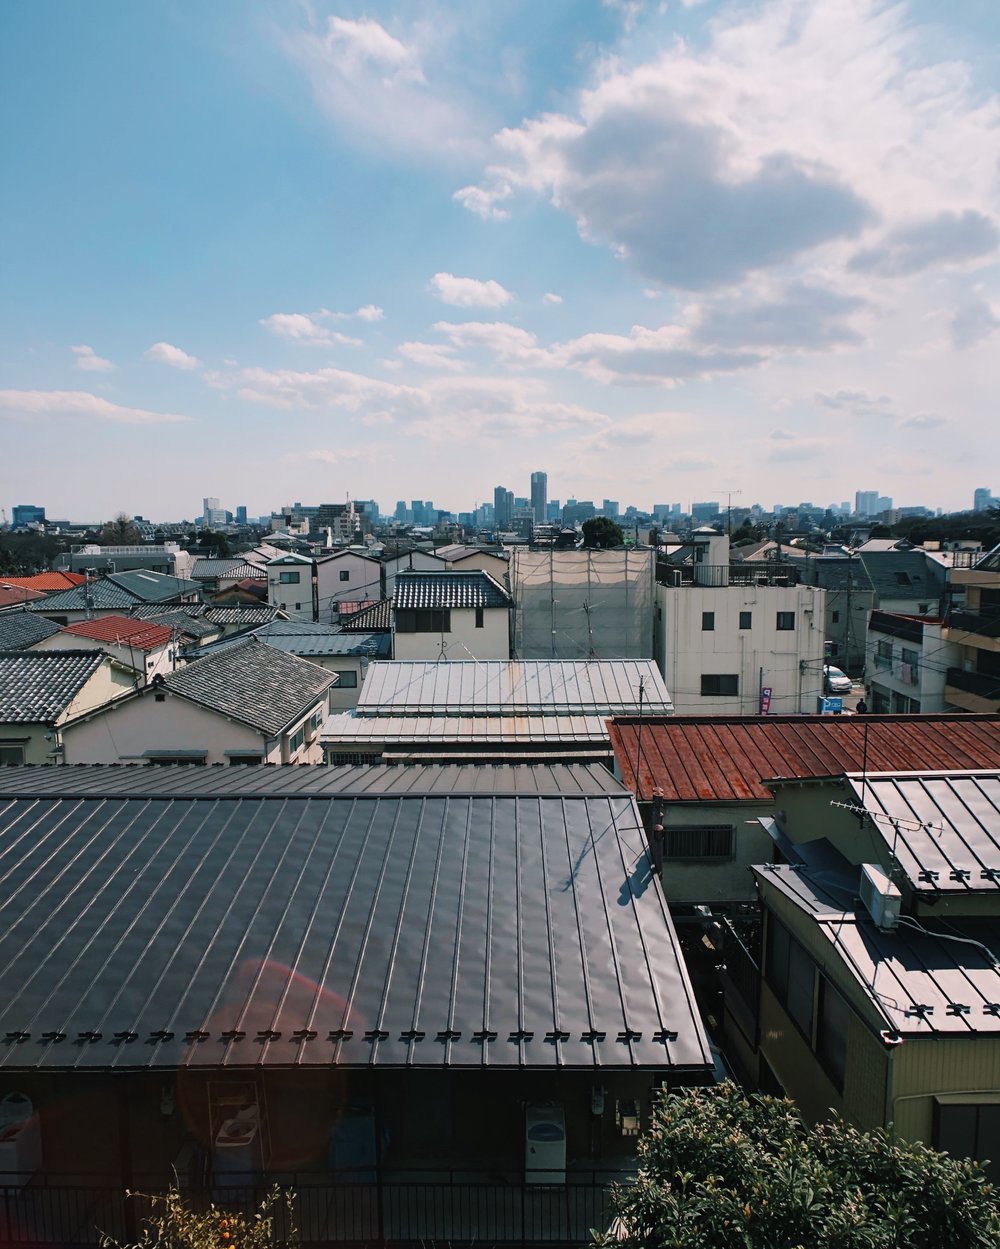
[582,517,625,549]
[100,513,142,545]
[594,1083,1000,1249]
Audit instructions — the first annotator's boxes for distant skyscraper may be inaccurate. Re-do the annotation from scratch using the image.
[11,504,45,528]
[602,499,619,519]
[235,505,248,525]
[202,496,226,526]
[494,485,514,529]
[974,487,995,512]
[530,471,548,523]
[855,490,879,517]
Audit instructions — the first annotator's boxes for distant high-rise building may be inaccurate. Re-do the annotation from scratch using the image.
[691,501,721,524]
[530,471,548,523]
[602,499,619,519]
[855,490,879,517]
[202,496,227,527]
[235,505,248,525]
[974,487,995,513]
[494,485,514,529]
[11,504,45,528]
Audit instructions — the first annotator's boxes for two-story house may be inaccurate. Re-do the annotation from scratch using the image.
[391,570,512,662]
[267,551,382,623]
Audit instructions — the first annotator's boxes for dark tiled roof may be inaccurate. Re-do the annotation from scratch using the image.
[339,599,392,632]
[806,557,875,593]
[129,607,220,640]
[107,570,199,602]
[0,786,709,1072]
[190,559,266,581]
[0,613,62,652]
[0,651,106,722]
[194,622,391,661]
[394,570,512,610]
[204,606,283,625]
[167,638,335,735]
[28,582,141,612]
[609,713,1000,802]
[858,550,946,603]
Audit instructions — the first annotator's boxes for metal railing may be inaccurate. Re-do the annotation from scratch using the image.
[945,668,1000,700]
[946,611,1000,640]
[0,1168,624,1248]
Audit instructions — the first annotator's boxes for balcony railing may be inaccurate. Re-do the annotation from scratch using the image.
[946,612,1000,640]
[946,668,1000,700]
[0,1168,623,1248]
[657,562,803,588]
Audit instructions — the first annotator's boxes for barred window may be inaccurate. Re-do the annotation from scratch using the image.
[664,824,734,860]
[701,673,739,696]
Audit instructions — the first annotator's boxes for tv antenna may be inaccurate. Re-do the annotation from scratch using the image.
[714,488,742,536]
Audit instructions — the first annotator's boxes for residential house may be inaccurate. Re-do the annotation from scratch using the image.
[607,713,1000,906]
[656,529,827,714]
[857,539,948,615]
[267,550,382,623]
[509,547,655,659]
[942,543,1000,712]
[433,543,509,583]
[61,638,336,765]
[0,571,86,594]
[130,602,284,639]
[0,585,48,613]
[32,614,180,682]
[322,658,671,765]
[188,557,267,599]
[338,599,392,636]
[381,547,446,596]
[392,570,513,662]
[0,762,710,1246]
[0,650,135,764]
[803,553,875,673]
[747,769,1000,1178]
[865,611,956,713]
[28,571,199,625]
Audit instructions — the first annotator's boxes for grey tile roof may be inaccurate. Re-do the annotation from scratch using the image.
[339,599,391,632]
[28,582,141,612]
[806,557,875,593]
[394,571,512,610]
[189,559,266,581]
[167,638,335,735]
[0,787,709,1072]
[0,650,106,723]
[0,613,62,652]
[204,605,283,625]
[193,622,391,661]
[858,550,946,604]
[359,660,673,716]
[130,608,220,640]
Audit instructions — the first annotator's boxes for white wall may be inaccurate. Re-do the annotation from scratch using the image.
[392,606,510,661]
[383,551,444,596]
[268,554,382,622]
[33,632,179,680]
[866,620,955,713]
[658,582,827,714]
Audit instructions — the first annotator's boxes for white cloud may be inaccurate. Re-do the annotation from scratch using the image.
[433,321,549,367]
[950,294,1000,349]
[848,211,999,278]
[354,304,384,322]
[0,390,190,423]
[143,341,200,370]
[452,181,512,221]
[429,273,514,308]
[555,324,765,386]
[397,341,465,371]
[71,344,114,372]
[543,292,563,305]
[259,313,362,347]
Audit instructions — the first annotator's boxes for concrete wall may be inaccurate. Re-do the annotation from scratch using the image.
[392,606,511,662]
[657,800,776,903]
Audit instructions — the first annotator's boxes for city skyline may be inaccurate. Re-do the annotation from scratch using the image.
[2,1,999,518]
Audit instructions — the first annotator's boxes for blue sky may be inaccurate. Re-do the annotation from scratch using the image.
[2,0,999,522]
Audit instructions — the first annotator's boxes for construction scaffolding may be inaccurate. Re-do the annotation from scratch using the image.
[510,548,655,660]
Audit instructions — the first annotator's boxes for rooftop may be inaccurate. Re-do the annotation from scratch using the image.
[0,572,86,591]
[0,650,107,723]
[339,600,392,632]
[394,570,512,610]
[0,585,47,609]
[189,558,266,581]
[60,614,175,652]
[0,613,62,652]
[608,713,1000,802]
[359,660,672,717]
[0,775,709,1073]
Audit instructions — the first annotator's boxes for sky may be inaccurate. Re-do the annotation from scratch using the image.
[2,0,1000,523]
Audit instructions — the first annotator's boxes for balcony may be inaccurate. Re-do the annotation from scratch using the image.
[945,612,1000,652]
[656,562,803,589]
[945,667,1000,713]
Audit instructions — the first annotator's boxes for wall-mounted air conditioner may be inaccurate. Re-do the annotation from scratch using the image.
[860,863,901,931]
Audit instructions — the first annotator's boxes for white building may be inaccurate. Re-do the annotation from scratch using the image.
[657,529,827,715]
[391,570,512,662]
[267,550,382,623]
[866,610,956,714]
[31,614,180,681]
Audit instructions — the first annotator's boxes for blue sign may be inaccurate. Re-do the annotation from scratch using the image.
[819,696,844,715]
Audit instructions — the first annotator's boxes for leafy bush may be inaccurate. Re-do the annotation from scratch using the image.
[594,1083,999,1249]
[101,1185,297,1249]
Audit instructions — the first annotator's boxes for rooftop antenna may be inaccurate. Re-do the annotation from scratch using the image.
[714,488,742,537]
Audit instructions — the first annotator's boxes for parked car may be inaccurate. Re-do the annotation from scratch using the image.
[824,664,853,694]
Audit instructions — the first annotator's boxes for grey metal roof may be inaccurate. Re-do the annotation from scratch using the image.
[323,712,614,745]
[358,660,672,717]
[394,570,512,610]
[204,606,283,625]
[0,613,62,652]
[858,550,946,604]
[0,762,626,798]
[844,770,1000,894]
[196,621,391,661]
[129,608,220,640]
[0,651,106,723]
[165,638,335,736]
[755,862,1000,1037]
[189,559,266,581]
[108,570,200,601]
[0,789,710,1072]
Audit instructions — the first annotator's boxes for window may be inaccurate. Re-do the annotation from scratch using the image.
[475,607,484,629]
[816,979,849,1090]
[739,611,752,630]
[831,611,840,624]
[339,570,350,582]
[664,825,734,860]
[279,571,300,584]
[289,727,305,753]
[765,916,814,1039]
[935,1102,1000,1181]
[776,611,795,631]
[701,674,739,696]
[702,611,715,631]
[228,755,262,766]
[901,647,920,685]
[395,609,451,633]
[0,744,25,766]
[333,670,358,688]
[874,639,893,670]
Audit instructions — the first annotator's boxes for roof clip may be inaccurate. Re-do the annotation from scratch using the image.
[185,1030,210,1043]
[617,1029,643,1043]
[291,1029,317,1042]
[472,1029,498,1043]
[76,1031,103,1043]
[435,1029,461,1042]
[580,1029,606,1043]
[653,1029,679,1044]
[364,1029,389,1042]
[255,1030,282,1042]
[946,1002,971,1016]
[113,1031,139,1044]
[41,1031,67,1043]
[545,1029,570,1044]
[328,1029,354,1042]
[4,1031,29,1043]
[399,1029,425,1043]
[220,1030,246,1043]
[508,1029,534,1043]
[148,1030,174,1042]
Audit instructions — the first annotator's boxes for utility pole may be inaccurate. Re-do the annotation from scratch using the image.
[715,488,742,537]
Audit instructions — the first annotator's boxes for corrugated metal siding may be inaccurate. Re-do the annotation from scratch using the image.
[0,792,709,1074]
[610,715,1000,801]
[891,1036,1000,1143]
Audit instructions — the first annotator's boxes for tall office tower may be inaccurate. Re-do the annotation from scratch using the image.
[235,505,248,525]
[530,471,548,523]
[877,496,892,513]
[394,500,408,522]
[494,485,514,529]
[202,496,227,526]
[855,490,879,517]
[974,487,995,512]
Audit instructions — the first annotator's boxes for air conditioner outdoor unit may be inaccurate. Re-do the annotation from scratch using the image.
[859,863,901,932]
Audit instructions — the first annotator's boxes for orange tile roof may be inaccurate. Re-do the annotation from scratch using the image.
[609,713,1000,803]
[0,585,46,607]
[0,571,87,591]
[62,614,175,652]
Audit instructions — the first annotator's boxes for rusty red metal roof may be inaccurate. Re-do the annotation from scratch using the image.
[608,714,1000,802]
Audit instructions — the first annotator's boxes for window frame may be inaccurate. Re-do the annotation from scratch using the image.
[278,570,301,584]
[776,611,796,631]
[702,611,715,632]
[738,611,752,630]
[663,824,734,861]
[333,669,359,689]
[700,673,739,696]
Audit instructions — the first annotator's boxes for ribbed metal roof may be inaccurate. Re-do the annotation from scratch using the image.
[359,660,672,716]
[197,621,391,661]
[323,712,614,744]
[0,789,709,1072]
[842,770,1000,894]
[394,571,512,610]
[0,651,106,723]
[0,762,626,798]
[609,714,1000,802]
[755,863,1000,1037]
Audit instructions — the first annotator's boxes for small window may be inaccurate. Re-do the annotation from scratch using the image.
[664,825,733,860]
[395,609,451,633]
[295,602,302,611]
[701,674,739,696]
[228,755,262,766]
[334,670,358,688]
[875,639,892,670]
[0,744,26,766]
[739,611,752,630]
[475,607,484,628]
[702,611,715,631]
[776,611,795,631]
[816,978,849,1091]
[339,570,350,582]
[289,727,305,753]
[279,571,301,584]
[935,1103,1000,1181]
[831,611,840,624]
[766,915,814,1039]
